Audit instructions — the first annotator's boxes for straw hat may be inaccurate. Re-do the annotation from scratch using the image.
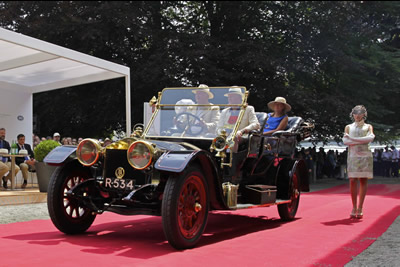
[192,84,214,99]
[267,97,291,112]
[224,86,244,97]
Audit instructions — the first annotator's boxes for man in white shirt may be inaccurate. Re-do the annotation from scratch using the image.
[217,86,260,152]
[382,146,392,177]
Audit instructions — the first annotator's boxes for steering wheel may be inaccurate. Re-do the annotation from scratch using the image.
[174,112,206,136]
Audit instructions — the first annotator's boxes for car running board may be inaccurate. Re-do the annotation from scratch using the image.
[234,199,291,210]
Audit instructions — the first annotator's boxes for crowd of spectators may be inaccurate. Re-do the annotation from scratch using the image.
[296,145,400,181]
[32,133,84,148]
[32,133,114,148]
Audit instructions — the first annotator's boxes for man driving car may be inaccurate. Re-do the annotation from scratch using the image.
[188,84,220,134]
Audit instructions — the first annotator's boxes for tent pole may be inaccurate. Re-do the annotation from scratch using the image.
[125,75,131,136]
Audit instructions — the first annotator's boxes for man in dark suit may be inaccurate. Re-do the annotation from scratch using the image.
[0,127,20,188]
[16,134,36,189]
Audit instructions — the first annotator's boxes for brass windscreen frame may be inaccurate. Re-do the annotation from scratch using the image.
[143,86,249,139]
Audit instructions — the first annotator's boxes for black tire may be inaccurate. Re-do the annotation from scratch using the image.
[162,165,209,249]
[278,165,300,221]
[47,161,96,234]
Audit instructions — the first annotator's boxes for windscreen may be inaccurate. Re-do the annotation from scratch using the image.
[145,86,247,139]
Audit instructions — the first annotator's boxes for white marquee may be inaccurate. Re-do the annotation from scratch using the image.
[0,27,131,142]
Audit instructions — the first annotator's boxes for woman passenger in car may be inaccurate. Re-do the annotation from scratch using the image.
[263,97,291,135]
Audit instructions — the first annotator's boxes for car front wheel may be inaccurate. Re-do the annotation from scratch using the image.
[47,161,96,234]
[162,165,209,249]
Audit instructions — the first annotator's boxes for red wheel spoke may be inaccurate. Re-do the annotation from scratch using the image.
[177,173,206,239]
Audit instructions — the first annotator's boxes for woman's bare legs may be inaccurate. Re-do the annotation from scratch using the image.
[357,178,368,218]
[349,178,358,217]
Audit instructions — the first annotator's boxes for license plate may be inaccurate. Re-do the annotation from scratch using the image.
[104,178,134,190]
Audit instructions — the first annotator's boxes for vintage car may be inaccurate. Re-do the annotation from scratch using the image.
[45,86,313,249]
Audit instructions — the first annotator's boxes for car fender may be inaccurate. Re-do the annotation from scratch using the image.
[292,159,309,192]
[155,150,199,173]
[43,145,77,166]
[155,150,226,210]
[276,158,309,199]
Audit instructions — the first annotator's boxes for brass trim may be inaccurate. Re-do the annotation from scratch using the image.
[76,138,103,166]
[143,86,249,139]
[127,141,155,170]
[115,167,125,179]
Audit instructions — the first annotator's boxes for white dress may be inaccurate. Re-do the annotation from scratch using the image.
[342,121,375,179]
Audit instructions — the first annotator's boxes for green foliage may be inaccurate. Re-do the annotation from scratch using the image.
[0,1,399,142]
[33,140,60,162]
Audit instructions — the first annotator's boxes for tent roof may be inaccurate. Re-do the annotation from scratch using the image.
[0,27,130,94]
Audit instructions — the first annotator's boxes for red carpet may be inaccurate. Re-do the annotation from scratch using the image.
[1,184,399,267]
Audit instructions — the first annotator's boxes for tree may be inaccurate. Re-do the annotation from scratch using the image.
[0,1,399,141]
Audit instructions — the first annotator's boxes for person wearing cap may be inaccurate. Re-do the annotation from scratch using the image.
[342,105,375,219]
[263,97,291,135]
[103,138,112,147]
[217,86,260,152]
[188,84,220,134]
[53,132,61,145]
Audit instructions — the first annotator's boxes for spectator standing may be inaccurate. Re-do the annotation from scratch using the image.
[316,147,325,179]
[304,148,314,181]
[33,134,41,148]
[382,147,392,177]
[53,132,61,145]
[15,134,36,189]
[61,138,69,145]
[338,150,348,179]
[326,150,337,178]
[390,146,399,177]
[343,105,375,219]
[374,148,384,177]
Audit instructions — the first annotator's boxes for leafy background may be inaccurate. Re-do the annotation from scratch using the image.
[1,1,399,142]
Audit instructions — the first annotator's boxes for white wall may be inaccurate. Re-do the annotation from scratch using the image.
[0,89,32,145]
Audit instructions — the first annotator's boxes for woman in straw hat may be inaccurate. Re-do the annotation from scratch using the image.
[263,97,291,135]
[342,105,375,219]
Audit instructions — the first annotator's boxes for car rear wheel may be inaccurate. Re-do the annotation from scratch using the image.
[162,165,209,249]
[47,161,96,234]
[278,166,300,221]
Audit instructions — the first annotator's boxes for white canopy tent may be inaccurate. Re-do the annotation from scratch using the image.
[0,27,131,143]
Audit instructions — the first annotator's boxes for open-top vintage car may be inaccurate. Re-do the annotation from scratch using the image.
[45,86,313,249]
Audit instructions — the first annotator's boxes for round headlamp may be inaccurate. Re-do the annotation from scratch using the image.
[213,136,227,152]
[76,139,102,166]
[127,141,155,170]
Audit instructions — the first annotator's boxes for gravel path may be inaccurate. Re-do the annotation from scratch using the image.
[0,202,49,224]
[1,177,399,265]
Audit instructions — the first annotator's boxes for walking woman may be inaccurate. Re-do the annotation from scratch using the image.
[342,105,375,219]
